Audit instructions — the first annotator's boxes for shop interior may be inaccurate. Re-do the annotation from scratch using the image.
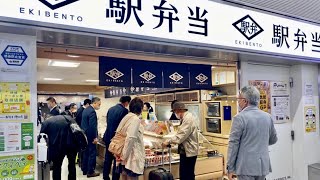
[36,38,238,179]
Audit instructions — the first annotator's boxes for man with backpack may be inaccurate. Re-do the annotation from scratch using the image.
[40,114,79,180]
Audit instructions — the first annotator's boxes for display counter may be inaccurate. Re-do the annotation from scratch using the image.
[97,127,224,180]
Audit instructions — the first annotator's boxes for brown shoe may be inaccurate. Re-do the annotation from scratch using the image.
[87,172,100,178]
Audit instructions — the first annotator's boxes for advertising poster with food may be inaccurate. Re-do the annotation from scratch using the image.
[0,83,30,122]
[249,80,271,113]
[0,154,35,180]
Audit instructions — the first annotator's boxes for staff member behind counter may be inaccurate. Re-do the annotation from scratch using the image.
[162,102,199,180]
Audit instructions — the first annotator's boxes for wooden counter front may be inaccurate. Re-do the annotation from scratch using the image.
[97,144,224,180]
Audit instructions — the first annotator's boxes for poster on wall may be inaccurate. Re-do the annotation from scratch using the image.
[248,80,271,113]
[304,106,317,133]
[0,82,30,121]
[0,154,35,180]
[304,83,314,105]
[0,123,33,152]
[270,81,290,123]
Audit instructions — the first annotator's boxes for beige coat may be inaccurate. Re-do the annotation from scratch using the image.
[169,111,199,157]
[118,113,145,175]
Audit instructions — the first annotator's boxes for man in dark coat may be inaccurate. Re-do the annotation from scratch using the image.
[46,97,60,116]
[81,97,101,178]
[40,114,78,180]
[103,96,131,180]
[76,99,92,126]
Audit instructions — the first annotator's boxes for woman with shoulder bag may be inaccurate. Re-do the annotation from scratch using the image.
[111,97,145,180]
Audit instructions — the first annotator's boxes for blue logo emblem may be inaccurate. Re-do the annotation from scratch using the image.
[1,45,28,66]
[39,0,80,10]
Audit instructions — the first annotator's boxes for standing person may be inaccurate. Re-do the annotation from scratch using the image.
[46,97,60,116]
[103,96,131,180]
[227,86,278,180]
[162,102,199,180]
[76,99,92,126]
[117,97,145,180]
[75,99,92,167]
[169,100,179,120]
[61,103,78,118]
[40,114,78,180]
[143,102,154,120]
[81,97,101,178]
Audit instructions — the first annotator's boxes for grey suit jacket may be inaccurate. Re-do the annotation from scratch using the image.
[227,106,278,176]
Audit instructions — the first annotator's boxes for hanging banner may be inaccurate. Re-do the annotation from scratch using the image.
[0,154,35,180]
[132,61,163,88]
[99,57,132,87]
[163,63,189,88]
[189,64,212,89]
[0,82,30,122]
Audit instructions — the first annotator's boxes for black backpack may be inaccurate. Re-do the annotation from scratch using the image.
[63,115,88,151]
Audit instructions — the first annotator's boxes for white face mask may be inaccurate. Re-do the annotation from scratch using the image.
[175,113,181,120]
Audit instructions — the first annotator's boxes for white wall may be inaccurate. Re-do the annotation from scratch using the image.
[240,61,293,180]
[290,65,320,180]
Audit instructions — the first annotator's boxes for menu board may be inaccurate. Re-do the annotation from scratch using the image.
[0,123,33,152]
[0,154,35,180]
[0,83,30,121]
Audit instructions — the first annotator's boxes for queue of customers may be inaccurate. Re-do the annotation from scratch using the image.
[40,85,277,180]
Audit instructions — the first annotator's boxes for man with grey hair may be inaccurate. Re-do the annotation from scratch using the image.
[227,86,278,180]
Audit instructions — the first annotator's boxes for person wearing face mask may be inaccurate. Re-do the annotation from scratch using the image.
[46,97,60,116]
[81,97,102,178]
[227,86,278,180]
[103,96,131,180]
[61,103,78,118]
[162,102,199,180]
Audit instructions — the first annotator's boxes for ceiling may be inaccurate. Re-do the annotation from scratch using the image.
[37,58,98,85]
[220,0,320,24]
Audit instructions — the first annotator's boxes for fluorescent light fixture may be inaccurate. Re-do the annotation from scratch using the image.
[67,54,80,58]
[43,78,62,81]
[48,60,80,68]
[85,80,99,82]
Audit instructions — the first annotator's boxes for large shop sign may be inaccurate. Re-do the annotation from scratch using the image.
[99,56,212,89]
[1,0,320,60]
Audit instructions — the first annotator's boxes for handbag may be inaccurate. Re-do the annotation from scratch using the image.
[108,115,130,157]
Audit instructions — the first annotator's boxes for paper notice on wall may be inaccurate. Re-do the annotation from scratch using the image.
[0,123,33,152]
[270,81,290,123]
[0,154,35,180]
[249,80,271,113]
[305,106,317,133]
[0,82,30,122]
[304,83,314,105]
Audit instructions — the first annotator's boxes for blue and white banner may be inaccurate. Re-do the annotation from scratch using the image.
[99,57,132,87]
[189,64,212,89]
[132,61,163,88]
[163,63,189,88]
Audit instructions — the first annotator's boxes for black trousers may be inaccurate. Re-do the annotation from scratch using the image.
[82,143,97,174]
[103,150,120,180]
[52,150,77,180]
[179,154,197,180]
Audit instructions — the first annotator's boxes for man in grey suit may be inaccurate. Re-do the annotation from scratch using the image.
[227,86,278,180]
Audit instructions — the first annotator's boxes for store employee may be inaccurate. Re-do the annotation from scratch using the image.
[162,102,199,180]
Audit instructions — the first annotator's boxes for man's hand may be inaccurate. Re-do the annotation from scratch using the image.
[162,141,170,148]
[93,138,98,145]
[228,172,236,180]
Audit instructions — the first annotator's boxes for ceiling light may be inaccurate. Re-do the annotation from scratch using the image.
[43,78,62,81]
[85,80,99,82]
[211,66,216,69]
[48,60,80,68]
[67,54,80,58]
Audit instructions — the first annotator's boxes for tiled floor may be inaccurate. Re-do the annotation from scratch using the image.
[56,157,105,180]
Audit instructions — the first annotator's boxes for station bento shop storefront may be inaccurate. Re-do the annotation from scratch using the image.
[1,0,320,180]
